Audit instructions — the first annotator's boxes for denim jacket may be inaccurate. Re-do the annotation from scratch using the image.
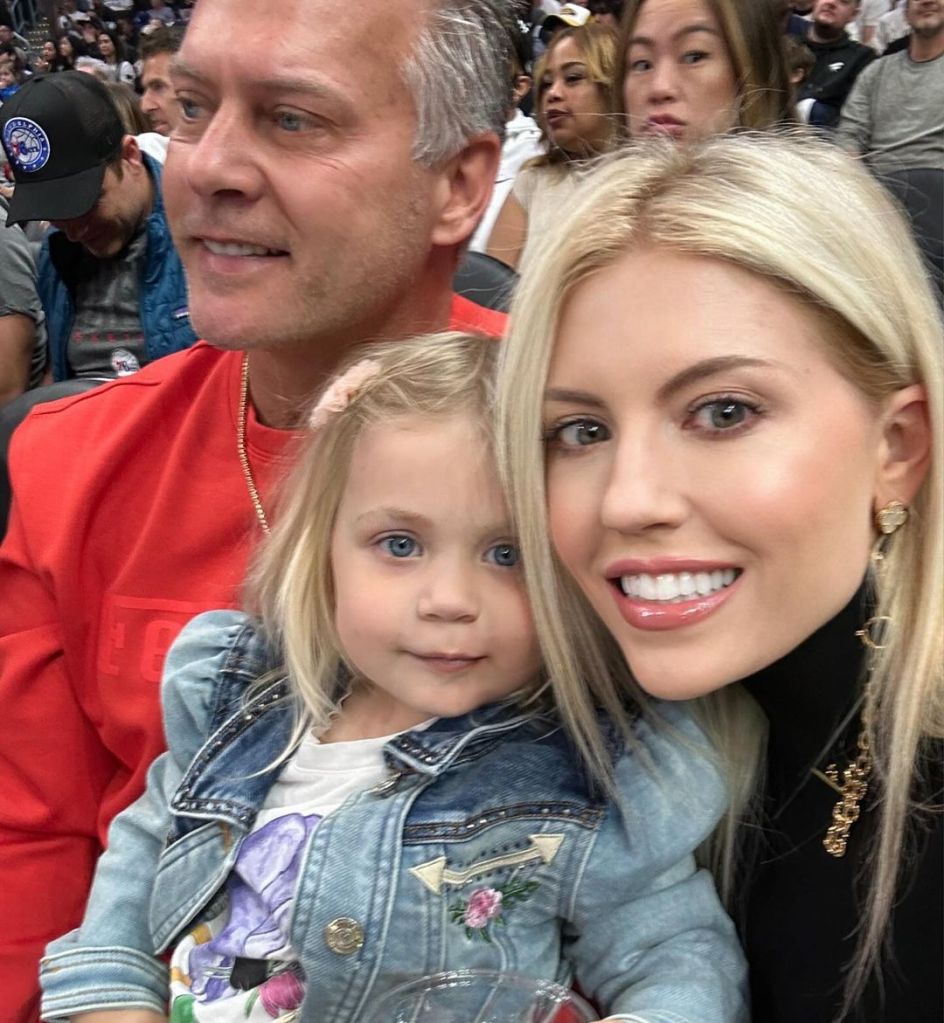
[40,611,748,1023]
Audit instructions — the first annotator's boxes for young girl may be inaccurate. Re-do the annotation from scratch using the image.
[40,333,747,1023]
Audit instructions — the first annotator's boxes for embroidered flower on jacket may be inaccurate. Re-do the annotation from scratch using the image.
[465,887,503,929]
[449,877,540,941]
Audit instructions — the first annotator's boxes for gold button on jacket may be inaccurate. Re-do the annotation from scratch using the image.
[324,916,365,955]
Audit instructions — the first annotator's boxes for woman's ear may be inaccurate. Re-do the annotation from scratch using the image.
[873,384,931,512]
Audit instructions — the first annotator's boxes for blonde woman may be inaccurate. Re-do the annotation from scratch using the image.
[486,23,619,271]
[39,333,748,1022]
[497,134,942,1023]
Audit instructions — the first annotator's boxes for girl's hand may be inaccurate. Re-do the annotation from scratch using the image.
[73,1012,167,1023]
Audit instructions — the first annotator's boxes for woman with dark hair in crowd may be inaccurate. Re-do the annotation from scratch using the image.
[487,22,619,271]
[97,26,135,85]
[54,34,80,72]
[616,0,794,140]
[498,133,942,1023]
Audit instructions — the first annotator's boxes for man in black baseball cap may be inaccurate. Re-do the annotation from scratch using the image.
[0,71,196,380]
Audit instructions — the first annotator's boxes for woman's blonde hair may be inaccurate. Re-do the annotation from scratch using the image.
[531,23,621,165]
[496,133,943,1010]
[246,331,529,740]
[614,0,796,133]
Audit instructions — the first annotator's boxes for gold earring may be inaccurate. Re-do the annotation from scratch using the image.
[876,499,908,535]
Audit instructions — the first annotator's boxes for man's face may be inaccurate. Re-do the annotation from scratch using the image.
[0,26,12,43]
[49,160,148,258]
[907,0,944,35]
[163,0,445,354]
[140,51,178,135]
[811,0,859,32]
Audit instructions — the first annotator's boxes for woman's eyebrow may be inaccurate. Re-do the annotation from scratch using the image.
[544,388,607,408]
[657,356,779,401]
[630,23,722,46]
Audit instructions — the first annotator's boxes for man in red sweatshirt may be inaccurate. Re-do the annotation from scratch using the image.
[0,0,515,1016]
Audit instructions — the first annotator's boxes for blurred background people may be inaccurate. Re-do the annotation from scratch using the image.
[616,0,794,141]
[487,22,618,269]
[138,26,181,136]
[797,0,875,128]
[97,27,135,85]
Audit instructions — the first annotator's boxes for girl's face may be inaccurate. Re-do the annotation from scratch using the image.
[539,36,610,156]
[42,40,56,61]
[622,0,739,141]
[330,413,542,736]
[98,33,115,57]
[542,247,903,700]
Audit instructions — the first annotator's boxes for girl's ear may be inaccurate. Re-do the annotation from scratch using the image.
[873,384,931,513]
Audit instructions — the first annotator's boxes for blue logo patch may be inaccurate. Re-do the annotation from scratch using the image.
[2,117,51,174]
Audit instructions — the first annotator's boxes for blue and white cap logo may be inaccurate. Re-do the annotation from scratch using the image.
[2,117,51,174]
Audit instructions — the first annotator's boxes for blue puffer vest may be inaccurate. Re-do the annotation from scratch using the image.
[37,153,197,381]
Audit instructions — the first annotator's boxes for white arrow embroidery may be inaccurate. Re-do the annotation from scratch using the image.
[409,833,565,895]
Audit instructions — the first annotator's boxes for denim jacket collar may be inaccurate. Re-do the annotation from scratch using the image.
[171,669,547,831]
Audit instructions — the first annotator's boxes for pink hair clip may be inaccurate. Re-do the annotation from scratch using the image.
[308,359,382,430]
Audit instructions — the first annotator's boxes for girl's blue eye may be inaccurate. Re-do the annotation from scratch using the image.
[549,419,610,448]
[380,535,419,558]
[486,543,520,568]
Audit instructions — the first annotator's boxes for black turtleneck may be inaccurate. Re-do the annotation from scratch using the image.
[739,587,943,1023]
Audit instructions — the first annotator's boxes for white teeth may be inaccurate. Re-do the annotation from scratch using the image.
[619,569,740,603]
[204,240,280,257]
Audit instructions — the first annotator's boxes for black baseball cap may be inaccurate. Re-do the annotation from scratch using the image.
[0,72,124,226]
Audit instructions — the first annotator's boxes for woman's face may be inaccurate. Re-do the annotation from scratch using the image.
[58,37,73,57]
[539,36,610,155]
[622,0,739,140]
[98,33,114,57]
[42,40,56,61]
[543,247,891,700]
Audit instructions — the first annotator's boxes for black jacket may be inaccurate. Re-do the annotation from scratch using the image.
[798,31,875,127]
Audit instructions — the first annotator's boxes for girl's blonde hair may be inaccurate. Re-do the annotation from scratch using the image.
[531,23,621,165]
[247,331,519,739]
[614,0,796,133]
[496,134,943,1010]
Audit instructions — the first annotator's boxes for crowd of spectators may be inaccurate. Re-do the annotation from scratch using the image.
[0,0,941,408]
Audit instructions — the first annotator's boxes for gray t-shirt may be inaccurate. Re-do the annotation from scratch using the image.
[68,225,149,380]
[838,49,944,174]
[0,200,47,389]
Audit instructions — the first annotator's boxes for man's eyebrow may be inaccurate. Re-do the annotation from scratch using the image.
[657,356,780,401]
[630,23,723,45]
[169,58,339,101]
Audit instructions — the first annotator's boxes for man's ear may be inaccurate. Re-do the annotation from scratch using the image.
[429,132,501,249]
[873,383,932,513]
[120,133,143,169]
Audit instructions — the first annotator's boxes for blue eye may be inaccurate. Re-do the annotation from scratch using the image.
[380,535,420,558]
[486,543,520,568]
[547,419,610,448]
[276,110,308,132]
[177,97,202,121]
[689,398,759,433]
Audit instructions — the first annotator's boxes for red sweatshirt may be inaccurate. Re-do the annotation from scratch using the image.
[0,296,506,1021]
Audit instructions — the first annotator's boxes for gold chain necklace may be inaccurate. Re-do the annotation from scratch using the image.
[237,354,271,535]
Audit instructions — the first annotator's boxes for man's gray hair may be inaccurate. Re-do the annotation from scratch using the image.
[405,0,518,166]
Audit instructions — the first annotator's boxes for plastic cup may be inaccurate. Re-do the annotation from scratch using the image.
[362,969,597,1023]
